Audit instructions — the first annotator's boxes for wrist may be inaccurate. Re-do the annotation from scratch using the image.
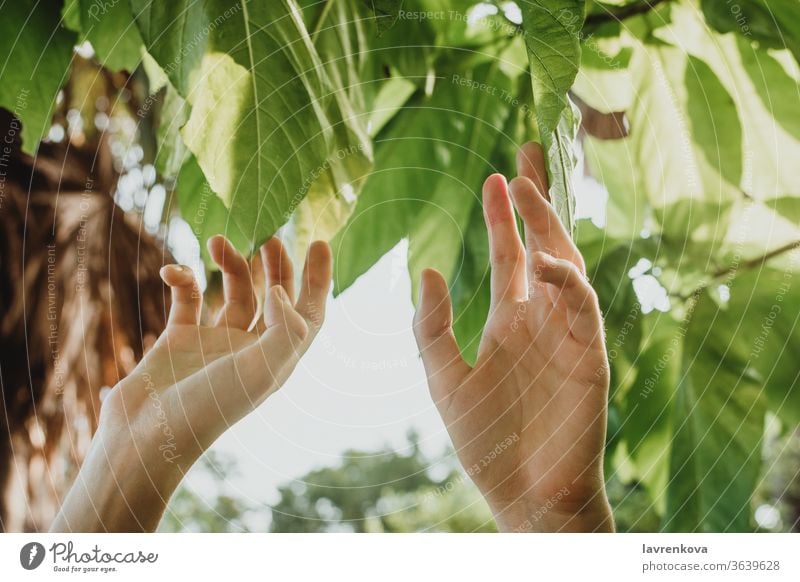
[94,418,190,496]
[51,413,193,532]
[489,490,615,533]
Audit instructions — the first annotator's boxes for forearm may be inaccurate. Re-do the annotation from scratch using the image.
[50,426,186,532]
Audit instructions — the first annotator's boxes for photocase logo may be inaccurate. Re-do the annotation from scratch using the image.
[19,542,46,570]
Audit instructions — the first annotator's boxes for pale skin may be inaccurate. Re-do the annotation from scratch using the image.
[413,142,614,532]
[51,236,332,532]
[52,142,613,533]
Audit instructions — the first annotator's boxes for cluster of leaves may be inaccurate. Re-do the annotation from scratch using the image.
[269,433,496,532]
[164,429,799,532]
[2,0,799,531]
[160,452,262,533]
[577,1,800,532]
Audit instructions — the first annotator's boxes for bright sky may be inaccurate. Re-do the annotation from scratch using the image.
[182,240,453,511]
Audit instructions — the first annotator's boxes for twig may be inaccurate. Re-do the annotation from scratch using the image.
[585,0,671,27]
[711,238,800,280]
[679,238,800,301]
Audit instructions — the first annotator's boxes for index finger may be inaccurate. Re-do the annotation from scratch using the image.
[511,142,585,274]
[516,141,550,202]
[508,175,585,275]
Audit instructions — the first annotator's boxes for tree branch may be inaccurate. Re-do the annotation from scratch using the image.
[712,238,800,280]
[678,238,800,301]
[584,0,671,27]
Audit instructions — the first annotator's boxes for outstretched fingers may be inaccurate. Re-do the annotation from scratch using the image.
[160,265,201,326]
[508,173,586,274]
[516,141,550,202]
[208,235,257,330]
[200,288,311,417]
[532,252,603,345]
[483,173,527,308]
[413,269,471,404]
[295,241,333,332]
[261,236,295,302]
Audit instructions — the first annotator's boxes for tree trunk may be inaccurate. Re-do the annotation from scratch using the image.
[0,108,170,531]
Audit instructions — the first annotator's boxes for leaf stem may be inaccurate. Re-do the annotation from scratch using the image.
[311,0,336,43]
[679,238,800,300]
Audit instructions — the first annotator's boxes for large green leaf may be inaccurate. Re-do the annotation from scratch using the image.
[154,83,191,180]
[701,0,800,64]
[176,155,251,262]
[332,61,516,298]
[685,55,742,188]
[713,268,800,427]
[663,289,766,531]
[449,203,491,364]
[657,4,800,203]
[587,41,741,277]
[737,36,800,143]
[0,1,76,154]
[616,311,684,516]
[132,0,372,246]
[519,0,586,232]
[284,0,395,264]
[76,0,143,72]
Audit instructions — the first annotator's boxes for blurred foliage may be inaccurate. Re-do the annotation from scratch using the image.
[270,433,497,532]
[160,452,262,533]
[163,429,798,532]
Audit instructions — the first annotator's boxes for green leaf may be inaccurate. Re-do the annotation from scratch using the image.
[176,155,251,262]
[449,203,491,365]
[519,0,586,233]
[765,196,800,225]
[622,314,681,515]
[663,291,767,532]
[0,1,77,154]
[366,77,417,137]
[737,35,800,143]
[78,0,144,72]
[154,83,191,180]
[583,137,647,239]
[448,75,534,364]
[685,55,742,188]
[573,36,634,113]
[591,245,647,363]
[716,268,800,427]
[300,0,381,113]
[701,0,800,64]
[657,4,800,203]
[61,0,81,32]
[407,67,515,296]
[587,39,746,268]
[359,0,405,34]
[132,0,372,246]
[332,61,515,298]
